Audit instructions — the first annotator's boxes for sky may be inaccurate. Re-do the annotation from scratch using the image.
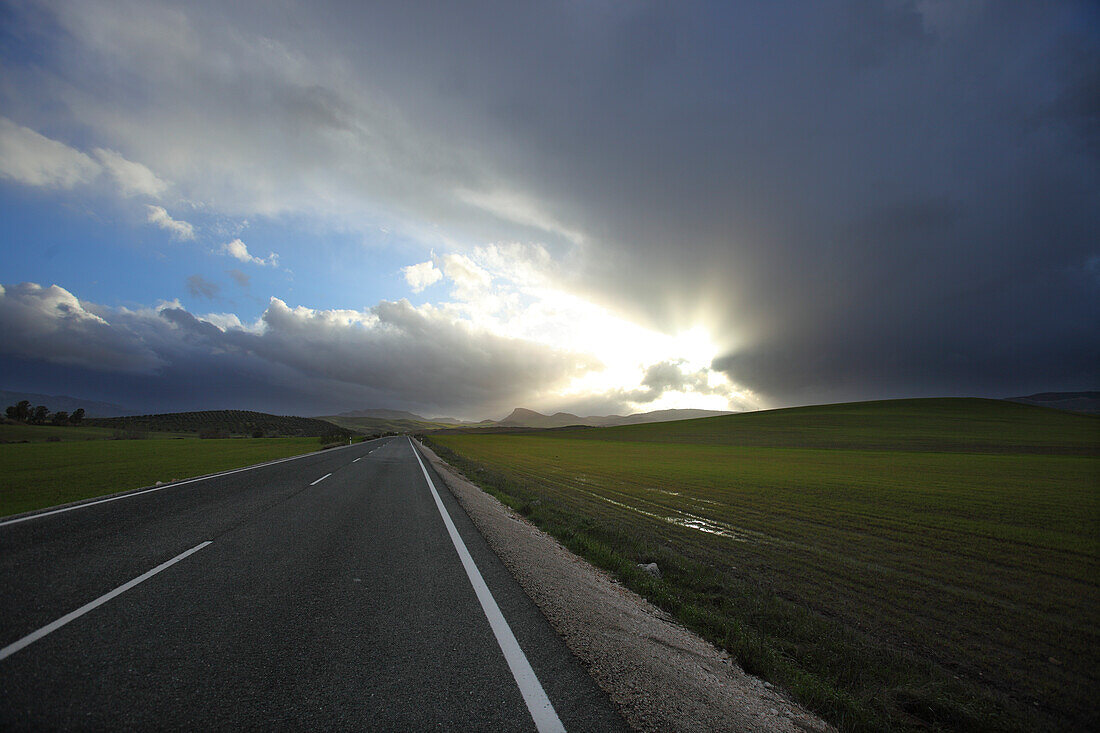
[0,0,1097,420]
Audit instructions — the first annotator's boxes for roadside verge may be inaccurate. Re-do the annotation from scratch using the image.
[415,439,831,733]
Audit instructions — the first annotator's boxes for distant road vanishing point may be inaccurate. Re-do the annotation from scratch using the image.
[0,437,626,731]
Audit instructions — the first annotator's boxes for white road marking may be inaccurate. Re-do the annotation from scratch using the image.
[409,438,565,733]
[310,473,332,486]
[353,457,362,463]
[0,541,212,661]
[0,439,378,528]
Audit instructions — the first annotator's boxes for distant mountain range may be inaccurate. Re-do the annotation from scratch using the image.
[324,392,1100,435]
[6,389,1093,433]
[0,390,136,418]
[322,405,735,433]
[335,408,476,425]
[495,407,734,428]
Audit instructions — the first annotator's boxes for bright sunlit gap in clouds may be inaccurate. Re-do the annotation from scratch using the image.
[401,244,761,417]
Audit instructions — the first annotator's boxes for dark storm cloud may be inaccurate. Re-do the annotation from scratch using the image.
[5,0,1098,407]
[180,0,1094,404]
[0,281,594,417]
[0,283,163,372]
[351,0,1097,404]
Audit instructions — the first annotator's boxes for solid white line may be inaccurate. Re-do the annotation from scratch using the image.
[408,438,565,733]
[0,541,212,661]
[0,439,377,529]
[310,473,332,486]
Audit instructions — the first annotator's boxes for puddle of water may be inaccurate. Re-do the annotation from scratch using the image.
[576,486,757,543]
[648,488,681,497]
[664,516,748,541]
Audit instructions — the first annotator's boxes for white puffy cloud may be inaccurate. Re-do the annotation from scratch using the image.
[93,148,168,197]
[0,118,100,188]
[0,118,171,203]
[146,205,196,240]
[440,253,493,301]
[402,260,442,292]
[221,238,279,266]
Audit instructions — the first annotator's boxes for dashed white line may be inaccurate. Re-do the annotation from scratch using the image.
[408,438,565,733]
[0,541,213,661]
[310,473,332,486]
[352,457,362,463]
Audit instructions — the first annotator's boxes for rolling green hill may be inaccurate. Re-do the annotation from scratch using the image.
[552,397,1099,454]
[427,397,1100,731]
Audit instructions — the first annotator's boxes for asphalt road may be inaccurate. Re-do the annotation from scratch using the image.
[0,437,629,731]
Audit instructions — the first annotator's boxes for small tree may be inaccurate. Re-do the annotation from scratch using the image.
[51,411,70,425]
[14,400,31,422]
[71,408,85,424]
[32,405,49,424]
[5,405,17,420]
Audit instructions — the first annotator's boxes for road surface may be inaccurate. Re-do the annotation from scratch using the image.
[0,437,628,731]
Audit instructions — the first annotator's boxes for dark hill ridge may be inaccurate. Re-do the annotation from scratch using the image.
[86,410,348,437]
[1008,391,1100,415]
[498,408,588,428]
[496,407,734,428]
[337,408,433,421]
[335,408,478,426]
[493,407,737,428]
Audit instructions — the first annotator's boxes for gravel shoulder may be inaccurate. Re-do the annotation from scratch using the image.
[417,440,832,733]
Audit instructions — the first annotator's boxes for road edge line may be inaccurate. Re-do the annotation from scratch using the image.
[409,437,565,733]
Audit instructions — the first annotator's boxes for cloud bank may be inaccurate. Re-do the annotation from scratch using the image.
[0,1,1096,411]
[0,279,599,418]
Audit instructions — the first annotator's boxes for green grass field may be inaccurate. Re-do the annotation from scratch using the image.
[0,423,125,442]
[0,437,325,517]
[427,398,1099,731]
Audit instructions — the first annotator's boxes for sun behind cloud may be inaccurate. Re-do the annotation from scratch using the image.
[399,244,760,415]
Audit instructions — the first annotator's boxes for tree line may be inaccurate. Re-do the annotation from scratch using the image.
[4,400,85,426]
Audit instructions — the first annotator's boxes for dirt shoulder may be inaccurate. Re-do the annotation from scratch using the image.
[416,440,832,733]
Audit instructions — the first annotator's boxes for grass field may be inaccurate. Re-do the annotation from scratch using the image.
[426,398,1099,731]
[0,423,124,442]
[0,437,325,517]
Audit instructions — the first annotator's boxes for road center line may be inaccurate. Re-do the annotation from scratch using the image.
[310,473,332,486]
[0,541,213,662]
[408,438,565,733]
[352,457,362,463]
